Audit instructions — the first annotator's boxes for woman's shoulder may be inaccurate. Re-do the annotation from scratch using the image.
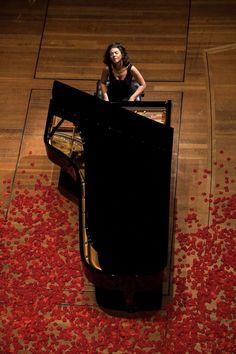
[130,65,143,76]
[126,63,133,73]
[102,65,109,72]
[130,64,137,72]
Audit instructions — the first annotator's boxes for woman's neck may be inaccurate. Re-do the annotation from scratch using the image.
[112,60,123,71]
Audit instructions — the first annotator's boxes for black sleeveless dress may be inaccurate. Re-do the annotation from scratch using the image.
[107,64,136,102]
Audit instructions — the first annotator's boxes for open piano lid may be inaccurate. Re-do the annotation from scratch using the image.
[52,80,173,274]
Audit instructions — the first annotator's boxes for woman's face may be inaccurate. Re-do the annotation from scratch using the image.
[109,47,123,64]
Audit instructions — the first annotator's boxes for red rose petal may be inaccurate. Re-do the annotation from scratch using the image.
[1,156,235,353]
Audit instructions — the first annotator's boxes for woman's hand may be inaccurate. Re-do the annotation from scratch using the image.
[128,96,135,101]
[103,92,109,101]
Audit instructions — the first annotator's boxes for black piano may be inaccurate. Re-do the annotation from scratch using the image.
[44,80,173,312]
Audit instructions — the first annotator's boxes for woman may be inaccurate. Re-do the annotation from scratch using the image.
[100,43,146,102]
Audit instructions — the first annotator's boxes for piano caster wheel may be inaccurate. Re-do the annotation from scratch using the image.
[124,291,137,313]
[58,169,79,203]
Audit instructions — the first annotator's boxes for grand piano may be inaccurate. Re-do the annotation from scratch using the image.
[44,80,173,312]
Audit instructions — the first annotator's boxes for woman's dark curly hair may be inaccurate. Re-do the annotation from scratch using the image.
[103,43,130,67]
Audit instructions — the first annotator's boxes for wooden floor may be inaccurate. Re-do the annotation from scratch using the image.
[0,0,235,351]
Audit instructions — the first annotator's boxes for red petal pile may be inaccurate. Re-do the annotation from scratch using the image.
[0,151,235,353]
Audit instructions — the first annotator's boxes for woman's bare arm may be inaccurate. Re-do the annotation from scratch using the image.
[129,66,146,101]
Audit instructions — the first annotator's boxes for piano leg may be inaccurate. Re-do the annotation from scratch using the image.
[58,168,79,203]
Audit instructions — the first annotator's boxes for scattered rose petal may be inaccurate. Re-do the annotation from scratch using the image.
[0,155,235,353]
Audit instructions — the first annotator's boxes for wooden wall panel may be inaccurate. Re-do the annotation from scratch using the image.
[36,0,190,81]
[185,0,236,84]
[0,0,48,78]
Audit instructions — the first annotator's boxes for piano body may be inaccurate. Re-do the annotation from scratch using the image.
[44,81,173,311]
